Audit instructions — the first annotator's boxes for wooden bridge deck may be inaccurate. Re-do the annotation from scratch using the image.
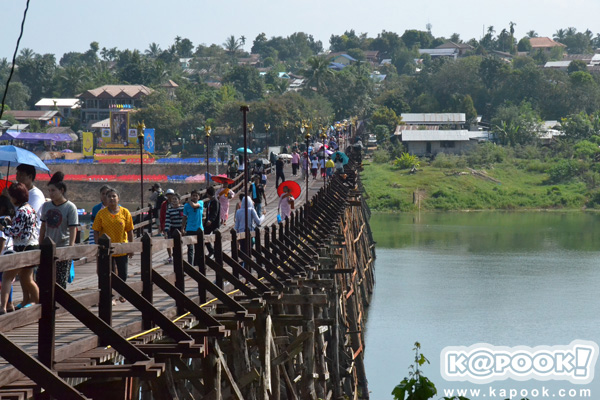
[0,164,337,394]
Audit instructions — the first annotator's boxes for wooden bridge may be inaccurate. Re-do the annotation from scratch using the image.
[0,158,376,400]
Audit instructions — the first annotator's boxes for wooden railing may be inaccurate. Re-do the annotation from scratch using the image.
[0,158,372,399]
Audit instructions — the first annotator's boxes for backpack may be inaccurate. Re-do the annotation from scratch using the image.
[155,192,166,209]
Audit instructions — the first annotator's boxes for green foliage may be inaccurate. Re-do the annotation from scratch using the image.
[431,153,467,169]
[547,159,582,183]
[372,149,390,163]
[568,60,588,74]
[373,124,390,139]
[392,342,437,400]
[222,65,265,101]
[393,153,420,169]
[491,102,541,146]
[517,37,532,52]
[561,112,599,141]
[370,106,401,134]
[573,140,600,160]
[466,142,507,167]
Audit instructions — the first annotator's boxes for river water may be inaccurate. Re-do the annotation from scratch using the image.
[364,212,600,400]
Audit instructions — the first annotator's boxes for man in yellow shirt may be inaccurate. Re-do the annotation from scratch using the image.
[92,188,134,288]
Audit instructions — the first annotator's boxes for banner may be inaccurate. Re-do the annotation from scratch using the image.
[109,111,129,143]
[101,128,111,138]
[128,128,138,144]
[82,132,94,157]
[144,128,155,153]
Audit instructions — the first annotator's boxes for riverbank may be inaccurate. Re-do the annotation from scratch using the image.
[362,161,591,212]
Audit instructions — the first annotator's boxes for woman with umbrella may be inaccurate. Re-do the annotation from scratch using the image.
[277,181,300,221]
[213,176,236,225]
[0,183,39,312]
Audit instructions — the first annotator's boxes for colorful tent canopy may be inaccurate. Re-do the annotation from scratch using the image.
[0,131,74,142]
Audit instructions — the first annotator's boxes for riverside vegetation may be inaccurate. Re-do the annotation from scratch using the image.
[363,139,600,212]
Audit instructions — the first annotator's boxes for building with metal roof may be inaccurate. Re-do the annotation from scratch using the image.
[418,48,458,60]
[399,129,476,156]
[401,113,466,126]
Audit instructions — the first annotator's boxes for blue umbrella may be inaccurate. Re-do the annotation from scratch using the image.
[236,147,253,154]
[0,145,50,186]
[332,151,349,165]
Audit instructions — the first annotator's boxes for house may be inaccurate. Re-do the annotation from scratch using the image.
[0,120,11,133]
[380,59,392,66]
[538,121,564,145]
[77,84,153,127]
[418,48,459,60]
[160,80,179,99]
[329,53,357,66]
[529,37,566,54]
[364,50,380,65]
[435,41,474,56]
[35,98,80,119]
[238,54,261,67]
[179,58,193,69]
[370,73,387,83]
[399,130,475,156]
[5,110,64,126]
[401,113,467,129]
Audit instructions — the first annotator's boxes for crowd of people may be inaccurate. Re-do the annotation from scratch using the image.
[0,135,350,314]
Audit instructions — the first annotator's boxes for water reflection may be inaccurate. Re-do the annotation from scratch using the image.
[364,212,600,400]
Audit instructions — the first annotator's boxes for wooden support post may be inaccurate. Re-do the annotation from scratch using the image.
[231,228,239,280]
[172,230,185,315]
[254,227,262,254]
[141,233,153,331]
[300,285,317,400]
[195,229,206,303]
[147,205,153,237]
[214,230,224,290]
[98,234,113,327]
[38,237,57,369]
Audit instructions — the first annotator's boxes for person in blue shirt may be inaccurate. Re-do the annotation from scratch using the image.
[182,190,203,265]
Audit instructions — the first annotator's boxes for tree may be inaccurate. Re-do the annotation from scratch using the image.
[568,60,588,74]
[17,53,57,107]
[401,29,433,49]
[146,42,162,58]
[491,102,541,146]
[461,94,478,126]
[223,35,243,59]
[560,112,597,141]
[526,30,538,38]
[509,22,517,53]
[222,65,265,101]
[517,37,532,52]
[301,56,334,93]
[370,106,402,134]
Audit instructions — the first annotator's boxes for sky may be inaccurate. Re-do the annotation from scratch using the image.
[2,0,600,59]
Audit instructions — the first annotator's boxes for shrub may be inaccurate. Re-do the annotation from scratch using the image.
[431,153,467,169]
[547,159,581,183]
[393,152,420,169]
[467,142,507,167]
[372,149,390,164]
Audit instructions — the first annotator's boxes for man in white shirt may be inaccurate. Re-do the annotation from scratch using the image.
[16,164,45,234]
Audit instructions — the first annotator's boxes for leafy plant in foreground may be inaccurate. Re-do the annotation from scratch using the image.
[392,342,437,400]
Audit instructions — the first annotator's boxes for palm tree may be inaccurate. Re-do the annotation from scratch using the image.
[509,22,516,53]
[301,55,334,93]
[526,30,538,38]
[554,29,566,41]
[223,35,243,60]
[145,42,162,58]
[18,48,35,62]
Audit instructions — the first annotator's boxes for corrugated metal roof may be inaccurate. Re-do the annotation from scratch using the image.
[418,48,458,56]
[401,130,471,141]
[544,61,571,68]
[401,113,466,124]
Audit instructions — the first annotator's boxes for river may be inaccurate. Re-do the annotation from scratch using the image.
[364,212,600,400]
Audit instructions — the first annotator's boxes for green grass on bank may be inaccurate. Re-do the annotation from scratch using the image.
[362,161,590,212]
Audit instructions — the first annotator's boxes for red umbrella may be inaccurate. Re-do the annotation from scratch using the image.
[212,176,235,185]
[0,180,11,193]
[277,180,301,199]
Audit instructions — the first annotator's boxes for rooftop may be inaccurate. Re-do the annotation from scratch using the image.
[5,110,62,121]
[529,37,567,49]
[77,85,154,99]
[35,98,80,108]
[401,113,466,124]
